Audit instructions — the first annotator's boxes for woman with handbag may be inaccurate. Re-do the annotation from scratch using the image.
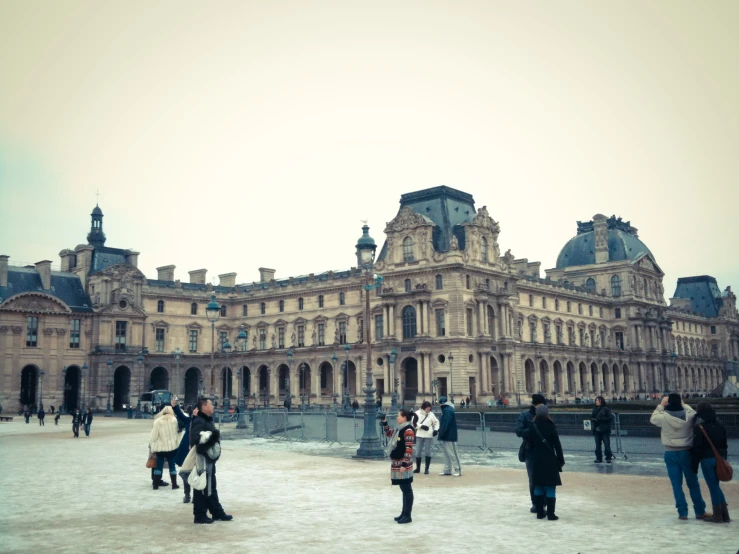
[149,406,181,490]
[527,404,565,521]
[691,402,731,523]
[413,401,439,474]
[381,409,417,524]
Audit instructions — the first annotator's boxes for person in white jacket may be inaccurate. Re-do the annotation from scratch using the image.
[413,401,439,475]
[150,406,182,490]
[650,393,709,520]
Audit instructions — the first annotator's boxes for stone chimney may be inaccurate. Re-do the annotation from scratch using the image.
[157,265,176,281]
[35,260,52,290]
[219,272,237,287]
[0,255,8,287]
[189,269,208,284]
[125,250,140,267]
[592,214,609,264]
[259,268,276,283]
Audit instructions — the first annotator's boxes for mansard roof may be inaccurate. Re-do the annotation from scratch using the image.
[0,267,92,313]
[672,276,724,318]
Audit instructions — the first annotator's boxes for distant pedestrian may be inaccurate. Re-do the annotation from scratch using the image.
[460,400,465,409]
[83,408,93,437]
[381,408,417,524]
[413,401,439,475]
[503,397,508,408]
[528,405,565,520]
[71,409,81,438]
[466,396,471,408]
[352,400,360,414]
[50,405,55,414]
[516,394,546,513]
[38,407,45,426]
[650,393,709,520]
[54,412,61,426]
[591,396,614,463]
[24,409,30,424]
[437,396,461,476]
[149,406,180,490]
[691,402,730,523]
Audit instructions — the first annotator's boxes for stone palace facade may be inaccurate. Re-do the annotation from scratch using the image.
[1,186,738,412]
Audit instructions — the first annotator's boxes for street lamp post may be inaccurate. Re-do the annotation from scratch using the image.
[516,379,521,406]
[331,353,338,408]
[80,363,88,413]
[61,366,68,414]
[449,353,454,403]
[237,325,248,412]
[173,347,182,399]
[38,370,45,411]
[354,224,385,459]
[299,362,307,411]
[389,348,398,413]
[105,360,113,416]
[205,295,221,401]
[286,349,293,411]
[343,343,350,414]
[432,378,439,406]
[135,354,144,418]
[222,340,232,413]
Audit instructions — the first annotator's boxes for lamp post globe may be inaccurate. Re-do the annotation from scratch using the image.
[331,353,338,407]
[105,359,113,416]
[81,363,88,413]
[389,347,398,412]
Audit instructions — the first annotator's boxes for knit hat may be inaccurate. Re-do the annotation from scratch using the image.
[438,396,448,405]
[531,394,546,406]
[665,393,683,412]
[535,404,549,419]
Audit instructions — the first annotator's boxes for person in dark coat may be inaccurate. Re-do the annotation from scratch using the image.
[82,408,93,437]
[591,396,614,463]
[190,398,232,524]
[24,409,31,424]
[54,412,61,425]
[71,409,81,437]
[38,407,45,426]
[437,396,461,476]
[527,405,565,520]
[691,402,730,523]
[172,398,195,503]
[381,408,417,524]
[516,393,546,513]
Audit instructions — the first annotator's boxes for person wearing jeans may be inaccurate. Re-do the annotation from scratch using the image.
[413,401,439,475]
[650,393,709,520]
[691,402,730,523]
[590,396,614,463]
[437,396,461,476]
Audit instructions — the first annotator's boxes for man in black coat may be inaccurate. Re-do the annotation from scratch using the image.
[190,398,232,524]
[591,396,614,463]
[516,393,546,513]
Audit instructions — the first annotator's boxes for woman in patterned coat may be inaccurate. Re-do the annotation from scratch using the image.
[381,408,417,524]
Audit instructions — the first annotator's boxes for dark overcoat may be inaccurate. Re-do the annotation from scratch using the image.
[527,418,565,487]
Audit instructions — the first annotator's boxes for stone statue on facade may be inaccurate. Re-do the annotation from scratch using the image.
[595,333,601,348]
[334,327,340,344]
[311,329,316,345]
[450,234,459,251]
[585,333,591,347]
[291,332,296,346]
[271,334,276,348]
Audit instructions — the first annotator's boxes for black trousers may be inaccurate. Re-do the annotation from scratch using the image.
[72,424,79,437]
[594,432,613,460]
[398,481,414,515]
[193,463,225,519]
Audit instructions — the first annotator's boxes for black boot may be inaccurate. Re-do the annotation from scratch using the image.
[535,495,546,519]
[193,515,214,524]
[546,498,558,520]
[398,491,413,524]
[171,475,180,490]
[413,458,421,473]
[424,456,431,475]
[394,492,407,521]
[183,481,191,504]
[153,476,160,490]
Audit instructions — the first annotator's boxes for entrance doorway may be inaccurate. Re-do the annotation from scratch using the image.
[150,367,169,391]
[20,366,38,408]
[113,366,131,409]
[64,366,81,412]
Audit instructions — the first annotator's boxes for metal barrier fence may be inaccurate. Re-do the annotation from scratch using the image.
[217,409,739,460]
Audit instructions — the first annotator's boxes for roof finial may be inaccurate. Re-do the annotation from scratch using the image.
[95,188,100,206]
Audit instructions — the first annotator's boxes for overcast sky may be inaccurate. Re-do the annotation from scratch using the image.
[1,1,737,297]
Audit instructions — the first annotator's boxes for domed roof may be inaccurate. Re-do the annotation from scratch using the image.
[92,205,103,216]
[556,216,652,269]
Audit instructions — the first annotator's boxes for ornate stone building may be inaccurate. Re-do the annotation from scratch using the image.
[2,186,738,411]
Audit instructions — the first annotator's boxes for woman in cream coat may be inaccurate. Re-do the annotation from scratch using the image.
[150,406,181,490]
[413,401,439,474]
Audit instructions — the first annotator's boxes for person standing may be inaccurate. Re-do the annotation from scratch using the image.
[591,396,614,463]
[71,409,81,438]
[54,412,61,426]
[650,393,709,520]
[516,394,546,513]
[413,401,439,475]
[172,398,196,501]
[381,408,417,524]
[149,406,181,490]
[528,405,565,520]
[437,396,461,476]
[190,398,232,524]
[83,408,93,437]
[38,407,45,426]
[691,402,730,523]
[24,408,31,424]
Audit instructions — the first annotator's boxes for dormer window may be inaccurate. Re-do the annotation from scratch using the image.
[403,237,415,262]
[157,300,165,313]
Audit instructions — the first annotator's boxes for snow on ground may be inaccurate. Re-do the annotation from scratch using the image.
[1,418,737,554]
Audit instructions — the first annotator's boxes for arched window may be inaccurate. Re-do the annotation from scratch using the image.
[318,295,324,308]
[403,237,414,262]
[405,279,411,293]
[339,292,345,306]
[298,297,304,310]
[487,305,495,337]
[481,236,488,262]
[279,300,284,313]
[611,275,622,297]
[260,302,266,315]
[586,278,596,293]
[402,306,417,340]
[220,305,227,317]
[563,280,569,288]
[157,300,164,313]
[191,302,198,315]
[435,275,443,290]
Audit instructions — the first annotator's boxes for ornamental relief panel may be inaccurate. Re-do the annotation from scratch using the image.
[0,294,70,314]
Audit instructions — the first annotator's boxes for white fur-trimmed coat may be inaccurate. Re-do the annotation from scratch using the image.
[149,414,181,453]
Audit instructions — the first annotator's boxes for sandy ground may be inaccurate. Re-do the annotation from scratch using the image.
[0,418,737,554]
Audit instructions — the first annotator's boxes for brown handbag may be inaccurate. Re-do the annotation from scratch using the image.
[699,424,733,482]
[145,451,157,469]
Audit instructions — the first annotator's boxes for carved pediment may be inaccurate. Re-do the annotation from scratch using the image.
[313,315,328,323]
[186,321,203,330]
[101,263,146,282]
[293,317,307,325]
[631,253,664,276]
[0,293,71,314]
[217,324,232,331]
[274,319,288,326]
[151,320,169,329]
[466,206,501,235]
[385,207,435,233]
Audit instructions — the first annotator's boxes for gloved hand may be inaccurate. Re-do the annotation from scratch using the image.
[432,430,439,437]
[380,419,388,427]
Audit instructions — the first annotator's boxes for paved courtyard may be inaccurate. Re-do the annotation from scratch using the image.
[1,417,737,554]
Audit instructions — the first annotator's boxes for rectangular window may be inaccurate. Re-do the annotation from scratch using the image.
[578,328,585,346]
[466,275,470,289]
[155,328,165,352]
[318,323,325,346]
[555,299,559,311]
[599,307,603,318]
[567,301,571,313]
[191,303,198,315]
[219,331,228,349]
[242,304,248,317]
[375,315,384,341]
[318,295,324,308]
[588,305,593,317]
[259,328,266,350]
[528,294,533,307]
[436,309,446,337]
[555,324,563,345]
[115,321,127,351]
[339,321,347,344]
[466,308,474,336]
[542,297,547,309]
[189,329,198,352]
[616,332,624,350]
[69,319,81,349]
[615,308,622,319]
[710,325,716,334]
[261,303,266,315]
[278,327,285,349]
[578,303,583,315]
[298,325,305,347]
[26,316,38,347]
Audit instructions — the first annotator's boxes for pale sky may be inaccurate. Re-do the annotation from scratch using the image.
[1,1,738,296]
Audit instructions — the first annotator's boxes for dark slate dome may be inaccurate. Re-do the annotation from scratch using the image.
[556,216,652,269]
[92,205,103,216]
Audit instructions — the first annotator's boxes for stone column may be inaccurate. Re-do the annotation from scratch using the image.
[480,352,490,394]
[389,305,395,337]
[418,301,424,335]
[426,301,432,337]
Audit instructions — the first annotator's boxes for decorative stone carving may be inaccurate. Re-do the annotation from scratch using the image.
[271,334,276,348]
[56,328,67,336]
[12,326,22,334]
[501,249,514,270]
[311,329,316,345]
[1,294,69,314]
[291,332,296,346]
[585,333,591,347]
[0,326,7,333]
[43,328,54,336]
[85,329,93,337]
[385,206,433,233]
[450,235,459,251]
